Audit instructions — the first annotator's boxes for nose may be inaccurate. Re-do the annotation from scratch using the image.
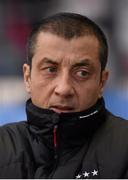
[54,73,74,98]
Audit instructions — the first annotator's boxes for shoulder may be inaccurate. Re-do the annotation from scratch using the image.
[96,111,128,151]
[91,111,128,175]
[0,121,31,166]
[105,111,128,133]
[0,121,31,150]
[0,121,29,147]
[0,121,28,139]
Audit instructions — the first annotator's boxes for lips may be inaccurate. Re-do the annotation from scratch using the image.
[50,105,74,113]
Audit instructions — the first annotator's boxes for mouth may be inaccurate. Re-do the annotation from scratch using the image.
[50,105,74,113]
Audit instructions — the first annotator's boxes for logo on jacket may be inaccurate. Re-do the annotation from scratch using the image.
[76,169,98,179]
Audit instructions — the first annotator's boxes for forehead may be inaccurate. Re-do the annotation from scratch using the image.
[33,32,100,66]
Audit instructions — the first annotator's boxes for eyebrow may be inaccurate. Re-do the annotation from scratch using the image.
[39,57,58,66]
[38,57,93,68]
[72,59,92,68]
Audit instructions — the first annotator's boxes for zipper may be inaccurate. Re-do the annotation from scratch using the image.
[53,124,58,160]
[48,124,59,178]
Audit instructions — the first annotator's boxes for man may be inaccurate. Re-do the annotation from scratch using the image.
[0,12,128,179]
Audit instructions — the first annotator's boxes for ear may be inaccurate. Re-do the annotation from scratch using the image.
[23,64,31,94]
[99,69,109,98]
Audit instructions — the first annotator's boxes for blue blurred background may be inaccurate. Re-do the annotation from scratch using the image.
[0,0,128,125]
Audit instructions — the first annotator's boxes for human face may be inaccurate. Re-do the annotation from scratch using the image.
[23,32,108,113]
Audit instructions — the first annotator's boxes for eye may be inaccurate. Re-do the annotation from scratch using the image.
[41,66,57,74]
[76,70,89,78]
[47,67,57,73]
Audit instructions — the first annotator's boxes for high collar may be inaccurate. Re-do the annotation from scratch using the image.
[26,98,106,148]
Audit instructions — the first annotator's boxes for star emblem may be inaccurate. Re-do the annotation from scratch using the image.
[92,169,98,176]
[83,171,90,178]
[76,174,81,179]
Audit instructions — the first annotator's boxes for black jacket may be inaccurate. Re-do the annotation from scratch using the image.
[0,98,128,179]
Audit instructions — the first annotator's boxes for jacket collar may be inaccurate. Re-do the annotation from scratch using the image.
[26,98,106,148]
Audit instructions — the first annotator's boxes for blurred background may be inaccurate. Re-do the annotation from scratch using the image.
[0,0,128,125]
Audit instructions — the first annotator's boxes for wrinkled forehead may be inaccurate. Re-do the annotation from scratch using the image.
[32,32,101,70]
[35,32,100,56]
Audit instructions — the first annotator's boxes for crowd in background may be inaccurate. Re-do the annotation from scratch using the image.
[0,0,128,125]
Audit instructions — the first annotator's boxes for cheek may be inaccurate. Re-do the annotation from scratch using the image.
[30,78,54,107]
[78,81,101,107]
[31,73,51,91]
